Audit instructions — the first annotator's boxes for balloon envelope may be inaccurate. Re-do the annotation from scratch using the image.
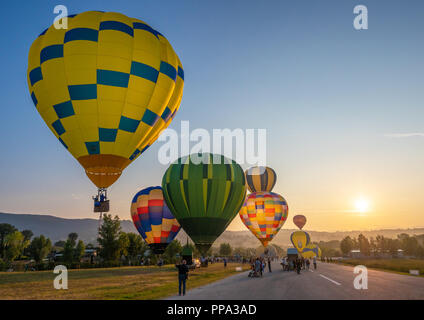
[293,215,307,230]
[245,166,276,193]
[27,11,184,188]
[239,192,288,247]
[290,230,311,253]
[130,186,181,254]
[301,243,319,258]
[162,153,246,255]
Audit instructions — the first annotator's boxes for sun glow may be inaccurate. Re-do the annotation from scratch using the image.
[355,198,370,213]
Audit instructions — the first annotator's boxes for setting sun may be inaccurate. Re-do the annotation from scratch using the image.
[355,198,370,213]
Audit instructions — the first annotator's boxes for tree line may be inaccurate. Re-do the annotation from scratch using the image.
[0,214,271,271]
[314,233,424,258]
[339,233,424,257]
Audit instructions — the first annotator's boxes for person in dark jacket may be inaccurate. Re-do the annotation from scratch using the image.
[267,257,272,272]
[295,258,301,274]
[176,259,189,296]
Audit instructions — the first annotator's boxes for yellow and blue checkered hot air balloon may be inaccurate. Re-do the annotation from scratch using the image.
[27,11,184,190]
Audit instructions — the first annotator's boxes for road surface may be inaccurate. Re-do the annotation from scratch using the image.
[167,261,424,299]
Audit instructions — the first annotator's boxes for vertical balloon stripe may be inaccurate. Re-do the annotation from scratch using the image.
[260,169,268,191]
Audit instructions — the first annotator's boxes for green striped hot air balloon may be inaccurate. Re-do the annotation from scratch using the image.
[162,153,247,255]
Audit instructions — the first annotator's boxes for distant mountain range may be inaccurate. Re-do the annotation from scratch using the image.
[1,212,424,248]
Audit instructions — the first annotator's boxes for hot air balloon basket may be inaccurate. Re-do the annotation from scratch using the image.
[94,200,109,213]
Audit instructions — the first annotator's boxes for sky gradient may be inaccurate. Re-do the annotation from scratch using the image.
[0,0,423,231]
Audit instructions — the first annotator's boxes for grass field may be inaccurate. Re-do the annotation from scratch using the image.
[339,259,424,276]
[0,263,250,300]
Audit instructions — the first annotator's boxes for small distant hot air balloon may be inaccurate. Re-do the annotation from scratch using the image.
[239,192,288,247]
[245,166,276,193]
[293,215,307,230]
[130,186,181,254]
[27,11,184,214]
[290,230,311,253]
[162,153,246,255]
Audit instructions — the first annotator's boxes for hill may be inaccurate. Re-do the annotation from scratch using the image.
[1,212,423,248]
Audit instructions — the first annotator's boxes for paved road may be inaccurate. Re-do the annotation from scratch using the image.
[167,262,424,300]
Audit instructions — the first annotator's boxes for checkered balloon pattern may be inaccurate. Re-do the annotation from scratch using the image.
[239,192,288,247]
[130,186,181,246]
[27,11,184,188]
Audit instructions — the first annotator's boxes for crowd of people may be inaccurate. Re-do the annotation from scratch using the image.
[280,256,317,274]
[247,255,319,277]
[175,254,320,295]
[248,256,274,277]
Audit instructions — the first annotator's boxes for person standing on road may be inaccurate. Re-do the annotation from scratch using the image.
[313,256,317,270]
[176,259,189,296]
[268,257,272,272]
[284,257,289,271]
[258,258,264,277]
[295,258,301,274]
[305,258,310,270]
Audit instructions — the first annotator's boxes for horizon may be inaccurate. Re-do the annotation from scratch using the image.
[2,211,424,234]
[1,0,424,232]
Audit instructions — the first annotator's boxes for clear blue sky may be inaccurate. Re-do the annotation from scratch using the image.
[1,0,423,231]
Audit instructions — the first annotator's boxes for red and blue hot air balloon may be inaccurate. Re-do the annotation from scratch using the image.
[130,186,181,254]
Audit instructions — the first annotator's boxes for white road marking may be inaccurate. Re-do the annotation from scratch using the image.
[319,274,341,286]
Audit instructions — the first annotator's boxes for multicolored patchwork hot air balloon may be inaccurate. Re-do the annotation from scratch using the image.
[27,11,184,197]
[239,192,289,247]
[293,215,307,230]
[290,230,311,253]
[130,186,181,254]
[245,166,276,193]
[162,153,246,255]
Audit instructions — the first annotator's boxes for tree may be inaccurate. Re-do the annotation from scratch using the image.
[163,240,182,264]
[0,224,17,259]
[340,236,354,256]
[63,233,85,266]
[398,233,420,256]
[126,233,146,261]
[29,235,52,263]
[4,231,29,262]
[118,232,129,259]
[21,230,34,242]
[219,243,232,256]
[63,240,75,264]
[74,240,85,262]
[68,233,78,247]
[21,230,33,257]
[388,238,400,256]
[358,234,370,256]
[54,240,66,248]
[97,214,122,264]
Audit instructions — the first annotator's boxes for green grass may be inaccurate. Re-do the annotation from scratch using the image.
[0,263,250,300]
[0,265,174,284]
[339,258,424,276]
